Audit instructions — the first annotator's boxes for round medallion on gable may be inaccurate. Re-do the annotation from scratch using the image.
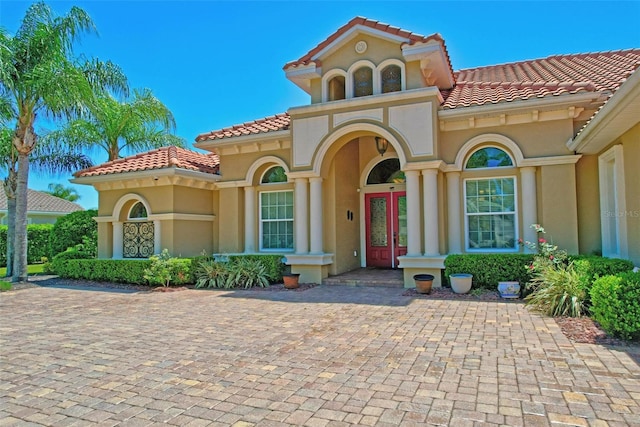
[355,40,367,54]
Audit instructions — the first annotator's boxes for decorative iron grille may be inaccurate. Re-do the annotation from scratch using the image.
[123,221,154,258]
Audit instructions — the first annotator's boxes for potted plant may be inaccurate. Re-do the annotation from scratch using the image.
[449,273,473,294]
[413,274,435,294]
[283,273,300,289]
[498,281,520,298]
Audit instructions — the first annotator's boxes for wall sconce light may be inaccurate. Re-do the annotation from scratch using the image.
[375,137,388,156]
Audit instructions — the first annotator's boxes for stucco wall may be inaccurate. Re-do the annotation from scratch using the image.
[622,124,640,265]
[171,220,215,257]
[539,163,579,254]
[217,187,242,253]
[331,140,361,274]
[575,154,601,256]
[217,149,290,182]
[439,120,575,163]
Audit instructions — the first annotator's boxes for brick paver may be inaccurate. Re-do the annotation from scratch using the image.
[1,285,639,426]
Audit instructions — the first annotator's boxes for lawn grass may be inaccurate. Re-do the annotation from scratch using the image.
[0,264,46,277]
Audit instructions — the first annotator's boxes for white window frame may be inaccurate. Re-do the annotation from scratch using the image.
[128,201,148,220]
[463,176,519,252]
[259,190,294,252]
[598,145,628,259]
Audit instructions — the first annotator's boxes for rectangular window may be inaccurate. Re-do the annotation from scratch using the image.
[464,177,517,250]
[260,190,294,251]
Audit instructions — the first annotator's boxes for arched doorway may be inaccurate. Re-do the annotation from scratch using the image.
[363,158,407,268]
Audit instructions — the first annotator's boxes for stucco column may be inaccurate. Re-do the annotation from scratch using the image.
[446,171,462,253]
[309,177,323,254]
[294,178,309,254]
[244,186,256,253]
[520,167,538,252]
[153,220,161,254]
[405,170,421,256]
[422,169,440,256]
[112,221,123,259]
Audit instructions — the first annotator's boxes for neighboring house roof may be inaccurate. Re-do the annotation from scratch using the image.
[283,16,453,75]
[195,113,290,143]
[441,49,640,109]
[74,146,220,178]
[0,189,83,214]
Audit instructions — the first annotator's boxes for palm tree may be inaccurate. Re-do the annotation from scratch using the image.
[44,183,80,202]
[47,88,184,161]
[0,127,92,276]
[0,2,127,282]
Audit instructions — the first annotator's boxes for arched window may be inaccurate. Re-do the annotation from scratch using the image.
[128,202,148,219]
[465,147,513,169]
[353,66,373,97]
[328,75,346,101]
[381,65,402,93]
[367,158,405,184]
[261,166,287,184]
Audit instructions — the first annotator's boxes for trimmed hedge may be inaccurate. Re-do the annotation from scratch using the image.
[444,254,535,290]
[52,254,284,286]
[53,258,152,284]
[0,224,54,267]
[569,255,634,280]
[590,272,640,341]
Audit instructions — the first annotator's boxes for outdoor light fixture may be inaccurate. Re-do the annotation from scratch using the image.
[375,137,389,156]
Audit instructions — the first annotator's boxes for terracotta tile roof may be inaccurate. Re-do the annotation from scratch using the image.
[74,146,220,178]
[441,49,640,109]
[195,113,290,143]
[0,189,83,213]
[284,16,452,73]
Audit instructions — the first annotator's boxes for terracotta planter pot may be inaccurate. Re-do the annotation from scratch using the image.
[450,273,473,294]
[413,274,435,294]
[283,273,300,289]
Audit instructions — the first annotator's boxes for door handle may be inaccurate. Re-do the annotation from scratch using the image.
[393,232,397,246]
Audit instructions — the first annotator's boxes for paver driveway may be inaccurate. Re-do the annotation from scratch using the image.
[1,285,639,426]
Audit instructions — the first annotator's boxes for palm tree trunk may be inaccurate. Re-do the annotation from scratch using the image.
[3,172,17,277]
[12,152,30,282]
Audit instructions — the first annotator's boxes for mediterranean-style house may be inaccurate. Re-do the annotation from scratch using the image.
[72,17,640,287]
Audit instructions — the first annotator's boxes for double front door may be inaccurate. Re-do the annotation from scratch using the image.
[365,192,407,268]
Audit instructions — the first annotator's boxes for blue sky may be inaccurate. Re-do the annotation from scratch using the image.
[1,0,639,209]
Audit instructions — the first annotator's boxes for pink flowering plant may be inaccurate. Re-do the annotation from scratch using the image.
[519,224,568,272]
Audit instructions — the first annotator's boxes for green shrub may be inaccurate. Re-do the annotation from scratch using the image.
[226,257,270,289]
[49,210,97,258]
[525,261,590,317]
[590,272,640,341]
[0,224,56,267]
[195,259,230,288]
[143,249,191,287]
[444,254,534,290]
[228,254,285,283]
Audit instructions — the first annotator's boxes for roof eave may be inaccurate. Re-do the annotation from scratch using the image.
[567,69,640,154]
[194,129,292,150]
[71,166,221,186]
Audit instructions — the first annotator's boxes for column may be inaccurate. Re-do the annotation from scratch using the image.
[309,177,323,254]
[422,169,440,256]
[294,178,309,254]
[112,222,123,258]
[405,170,421,256]
[244,186,256,253]
[520,167,537,252]
[153,220,161,254]
[446,172,462,253]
